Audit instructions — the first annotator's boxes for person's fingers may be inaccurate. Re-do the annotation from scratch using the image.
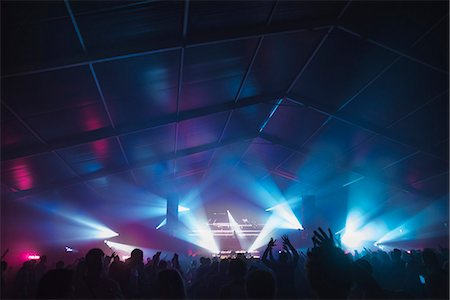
[312,236,320,247]
[318,227,328,239]
[327,228,333,239]
[313,230,326,242]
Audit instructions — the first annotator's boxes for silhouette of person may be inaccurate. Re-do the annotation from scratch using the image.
[246,269,276,299]
[36,269,74,299]
[157,268,186,299]
[74,248,123,299]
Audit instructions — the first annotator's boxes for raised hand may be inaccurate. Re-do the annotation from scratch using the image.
[312,227,335,248]
[281,234,291,245]
[268,237,276,248]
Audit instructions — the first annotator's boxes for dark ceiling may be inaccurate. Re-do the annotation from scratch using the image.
[1,0,449,211]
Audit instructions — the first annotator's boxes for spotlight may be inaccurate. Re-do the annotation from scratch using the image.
[156,218,167,230]
[227,210,244,237]
[341,230,362,249]
[28,255,40,260]
[65,246,78,253]
[178,206,190,212]
[265,203,303,230]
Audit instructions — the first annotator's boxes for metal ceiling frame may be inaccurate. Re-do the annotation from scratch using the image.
[286,90,449,162]
[2,20,334,78]
[201,0,280,180]
[3,7,447,79]
[174,0,191,175]
[229,0,352,178]
[2,93,282,161]
[2,1,448,199]
[8,133,258,198]
[260,132,445,199]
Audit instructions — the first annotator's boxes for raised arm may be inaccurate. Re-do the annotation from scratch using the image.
[262,237,276,269]
[282,235,299,265]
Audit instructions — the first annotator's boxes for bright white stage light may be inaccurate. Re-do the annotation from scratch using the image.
[227,210,244,237]
[94,227,119,239]
[65,246,78,253]
[178,205,190,212]
[156,218,167,230]
[104,240,136,253]
[265,202,303,230]
[341,230,363,248]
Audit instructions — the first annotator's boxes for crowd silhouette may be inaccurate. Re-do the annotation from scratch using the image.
[1,228,448,299]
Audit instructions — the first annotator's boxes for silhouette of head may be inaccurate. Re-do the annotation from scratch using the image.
[159,260,168,270]
[422,248,439,270]
[39,255,47,263]
[246,270,276,299]
[229,258,246,279]
[55,260,65,269]
[219,259,229,274]
[157,269,186,299]
[391,249,401,261]
[130,248,144,264]
[36,269,73,299]
[85,248,104,277]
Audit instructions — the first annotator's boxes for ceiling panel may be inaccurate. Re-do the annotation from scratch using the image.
[382,152,448,187]
[410,172,449,198]
[176,150,214,174]
[2,66,102,117]
[290,28,397,112]
[181,39,258,110]
[222,102,274,140]
[93,50,179,129]
[343,135,416,176]
[1,1,84,74]
[1,108,45,154]
[87,171,136,195]
[238,160,269,180]
[56,137,127,176]
[278,151,333,184]
[132,161,175,187]
[26,103,112,143]
[410,15,449,71]
[70,1,142,14]
[2,1,67,25]
[340,1,447,51]
[1,153,77,192]
[119,124,175,164]
[72,1,183,55]
[312,169,362,196]
[207,140,252,168]
[339,58,449,129]
[263,100,329,147]
[239,30,326,99]
[241,140,293,170]
[431,139,449,160]
[302,118,373,163]
[387,92,449,150]
[177,112,228,150]
[270,1,346,27]
[188,1,274,35]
